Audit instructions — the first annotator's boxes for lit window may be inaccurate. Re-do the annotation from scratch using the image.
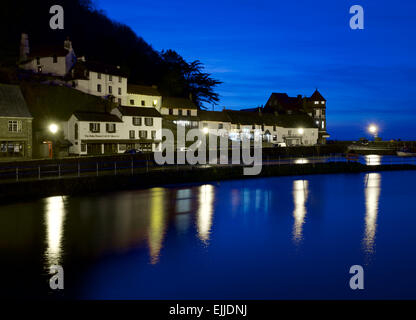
[153,100,157,106]
[314,101,319,104]
[322,121,325,129]
[321,101,325,104]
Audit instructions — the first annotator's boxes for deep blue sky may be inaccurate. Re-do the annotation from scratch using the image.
[96,0,416,140]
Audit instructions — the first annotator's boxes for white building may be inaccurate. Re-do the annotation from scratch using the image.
[161,97,199,127]
[66,111,124,155]
[19,34,76,77]
[198,110,231,137]
[127,84,162,111]
[224,110,318,146]
[69,60,128,105]
[111,106,162,152]
[66,106,162,155]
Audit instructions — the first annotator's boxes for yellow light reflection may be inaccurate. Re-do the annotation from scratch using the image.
[292,180,309,244]
[148,188,167,264]
[363,173,381,257]
[44,196,67,272]
[197,184,215,244]
[365,155,381,166]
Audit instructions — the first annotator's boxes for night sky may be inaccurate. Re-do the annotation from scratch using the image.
[96,0,416,140]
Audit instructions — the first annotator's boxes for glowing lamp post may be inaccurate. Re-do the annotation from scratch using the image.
[48,123,59,158]
[297,128,304,135]
[203,127,209,135]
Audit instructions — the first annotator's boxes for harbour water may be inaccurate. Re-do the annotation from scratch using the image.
[1,170,416,299]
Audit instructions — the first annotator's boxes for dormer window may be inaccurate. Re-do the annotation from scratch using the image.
[321,101,325,104]
[314,101,319,104]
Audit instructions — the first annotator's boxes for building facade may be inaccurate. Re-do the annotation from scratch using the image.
[70,60,128,105]
[19,34,76,77]
[127,84,162,111]
[0,84,33,159]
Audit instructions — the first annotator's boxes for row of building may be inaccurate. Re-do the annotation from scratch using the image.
[0,34,329,160]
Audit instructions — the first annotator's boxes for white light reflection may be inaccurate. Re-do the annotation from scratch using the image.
[365,155,381,166]
[292,180,309,244]
[148,188,167,264]
[44,196,67,272]
[197,184,215,244]
[363,173,381,258]
[295,158,309,164]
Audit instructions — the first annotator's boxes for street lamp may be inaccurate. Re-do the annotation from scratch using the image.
[368,124,378,138]
[49,123,58,134]
[203,127,209,135]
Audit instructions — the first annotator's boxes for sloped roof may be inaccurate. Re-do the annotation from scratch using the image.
[127,84,161,96]
[224,110,264,125]
[199,110,230,122]
[73,111,122,122]
[72,60,128,78]
[265,93,303,112]
[309,89,326,101]
[162,97,197,109]
[117,106,162,117]
[28,45,69,58]
[274,114,317,128]
[0,84,32,118]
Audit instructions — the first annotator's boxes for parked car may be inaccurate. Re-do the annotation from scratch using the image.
[273,142,287,147]
[124,149,142,154]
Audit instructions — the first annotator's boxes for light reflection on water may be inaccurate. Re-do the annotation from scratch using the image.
[13,170,416,298]
[292,180,309,244]
[363,173,381,260]
[44,196,67,273]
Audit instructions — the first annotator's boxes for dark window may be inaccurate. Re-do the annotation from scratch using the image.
[118,98,121,105]
[252,125,256,130]
[129,130,135,139]
[81,144,86,152]
[108,86,112,94]
[109,75,112,81]
[151,131,156,139]
[219,123,223,129]
[261,125,264,131]
[130,99,134,105]
[118,76,122,83]
[141,100,145,106]
[118,88,121,95]
[97,84,102,92]
[89,123,100,132]
[74,123,78,139]
[106,123,116,133]
[53,55,57,63]
[36,57,40,65]
[144,118,153,126]
[178,110,183,116]
[139,130,148,139]
[187,110,191,116]
[97,73,101,79]
[132,117,142,126]
[169,109,173,115]
[273,125,276,131]
[237,124,240,129]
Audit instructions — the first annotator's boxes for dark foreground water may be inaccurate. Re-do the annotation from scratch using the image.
[1,170,416,299]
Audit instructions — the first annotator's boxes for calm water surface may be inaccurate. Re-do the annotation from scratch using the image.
[1,170,416,299]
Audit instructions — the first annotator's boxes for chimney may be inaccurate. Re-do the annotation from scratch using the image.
[64,36,72,51]
[20,33,29,61]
